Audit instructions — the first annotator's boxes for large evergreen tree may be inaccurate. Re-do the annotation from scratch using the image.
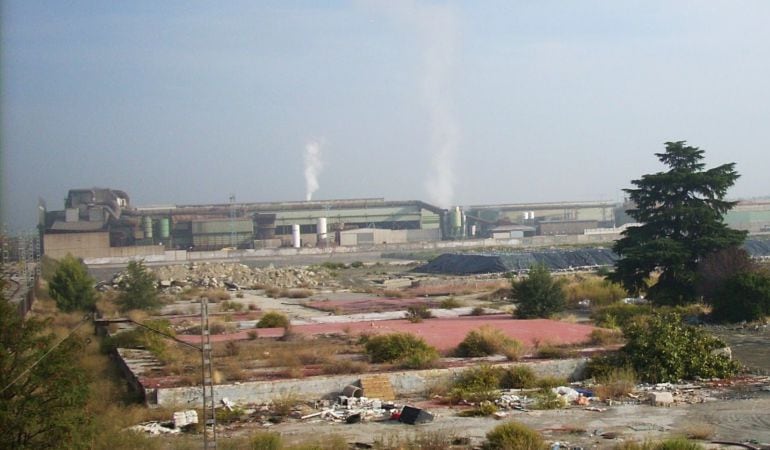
[610,141,746,305]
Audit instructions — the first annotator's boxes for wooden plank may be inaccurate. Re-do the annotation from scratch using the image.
[360,375,395,400]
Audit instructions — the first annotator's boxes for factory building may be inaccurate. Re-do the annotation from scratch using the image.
[40,188,445,259]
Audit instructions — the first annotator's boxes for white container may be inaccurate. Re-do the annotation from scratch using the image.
[291,224,301,248]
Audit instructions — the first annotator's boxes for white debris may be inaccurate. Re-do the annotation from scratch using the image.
[173,410,198,429]
[552,386,580,403]
[129,422,180,435]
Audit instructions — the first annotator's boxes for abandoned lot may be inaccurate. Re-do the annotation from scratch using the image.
[83,257,770,449]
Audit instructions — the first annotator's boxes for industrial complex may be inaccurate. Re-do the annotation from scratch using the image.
[38,187,770,260]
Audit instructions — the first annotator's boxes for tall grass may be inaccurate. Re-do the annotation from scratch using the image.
[563,275,627,307]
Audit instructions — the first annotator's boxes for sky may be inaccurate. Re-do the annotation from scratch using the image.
[2,1,770,231]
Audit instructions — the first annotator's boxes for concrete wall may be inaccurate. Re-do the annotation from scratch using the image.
[83,234,622,265]
[44,232,111,259]
[151,358,587,407]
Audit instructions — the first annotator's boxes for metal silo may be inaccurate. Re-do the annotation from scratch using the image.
[143,216,153,239]
[160,218,171,240]
[292,224,301,248]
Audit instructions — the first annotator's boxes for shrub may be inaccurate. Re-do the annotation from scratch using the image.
[220,300,244,312]
[500,366,538,389]
[563,276,627,308]
[622,312,739,383]
[249,431,282,450]
[594,367,637,400]
[533,388,564,409]
[455,326,523,360]
[592,303,654,329]
[534,343,571,359]
[470,306,486,316]
[321,359,369,375]
[450,365,503,403]
[405,305,432,323]
[534,375,567,389]
[116,260,160,311]
[709,270,770,323]
[350,261,364,268]
[48,254,96,312]
[589,328,624,345]
[321,262,346,270]
[440,297,463,309]
[363,333,438,364]
[483,421,547,450]
[397,347,442,370]
[286,288,313,299]
[512,264,566,318]
[103,319,174,358]
[257,311,290,329]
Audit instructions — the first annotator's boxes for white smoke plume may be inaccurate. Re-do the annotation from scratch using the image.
[304,140,324,201]
[362,1,460,208]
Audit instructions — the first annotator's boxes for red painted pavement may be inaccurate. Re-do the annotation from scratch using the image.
[178,315,596,352]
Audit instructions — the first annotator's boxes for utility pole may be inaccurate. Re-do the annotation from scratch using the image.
[229,194,236,249]
[201,298,217,449]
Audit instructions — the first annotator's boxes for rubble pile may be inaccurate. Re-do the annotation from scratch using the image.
[104,262,336,292]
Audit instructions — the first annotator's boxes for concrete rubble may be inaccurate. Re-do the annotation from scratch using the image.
[102,262,338,292]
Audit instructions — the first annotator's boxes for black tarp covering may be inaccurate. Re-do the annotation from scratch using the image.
[415,239,770,275]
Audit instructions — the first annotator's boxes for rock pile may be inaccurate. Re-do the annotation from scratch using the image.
[103,262,336,292]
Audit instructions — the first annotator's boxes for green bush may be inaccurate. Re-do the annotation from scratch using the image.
[512,264,566,318]
[500,366,538,389]
[48,254,96,312]
[350,261,364,268]
[563,276,627,307]
[533,388,564,409]
[592,303,654,329]
[257,311,290,329]
[483,421,547,450]
[117,260,160,311]
[397,346,441,370]
[710,271,770,323]
[248,431,282,450]
[622,312,739,383]
[455,326,524,360]
[450,365,503,403]
[363,333,438,364]
[440,297,463,309]
[405,304,432,323]
[102,319,174,358]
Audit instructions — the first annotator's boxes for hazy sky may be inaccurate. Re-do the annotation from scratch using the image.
[3,1,770,231]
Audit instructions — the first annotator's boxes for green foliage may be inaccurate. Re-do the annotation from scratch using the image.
[622,312,739,383]
[440,297,463,309]
[563,276,627,307]
[511,264,566,318]
[116,260,160,311]
[102,319,174,358]
[257,311,290,329]
[483,421,547,450]
[532,388,564,409]
[499,366,538,389]
[0,291,92,449]
[594,367,637,400]
[396,346,441,370]
[610,141,746,306]
[405,304,432,323]
[450,365,503,403]
[48,254,96,312]
[614,439,705,450]
[248,431,283,450]
[710,270,770,323]
[363,333,439,365]
[592,303,654,329]
[455,326,523,359]
[350,261,364,268]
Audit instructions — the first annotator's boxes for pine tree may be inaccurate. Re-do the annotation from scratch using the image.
[610,141,746,305]
[117,260,160,311]
[511,264,566,318]
[48,254,96,312]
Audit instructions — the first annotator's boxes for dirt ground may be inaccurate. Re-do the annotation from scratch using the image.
[208,389,770,449]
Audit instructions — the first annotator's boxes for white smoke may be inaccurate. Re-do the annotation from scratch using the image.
[362,1,460,207]
[304,140,324,201]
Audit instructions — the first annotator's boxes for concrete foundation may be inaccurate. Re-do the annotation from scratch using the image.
[147,358,587,408]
